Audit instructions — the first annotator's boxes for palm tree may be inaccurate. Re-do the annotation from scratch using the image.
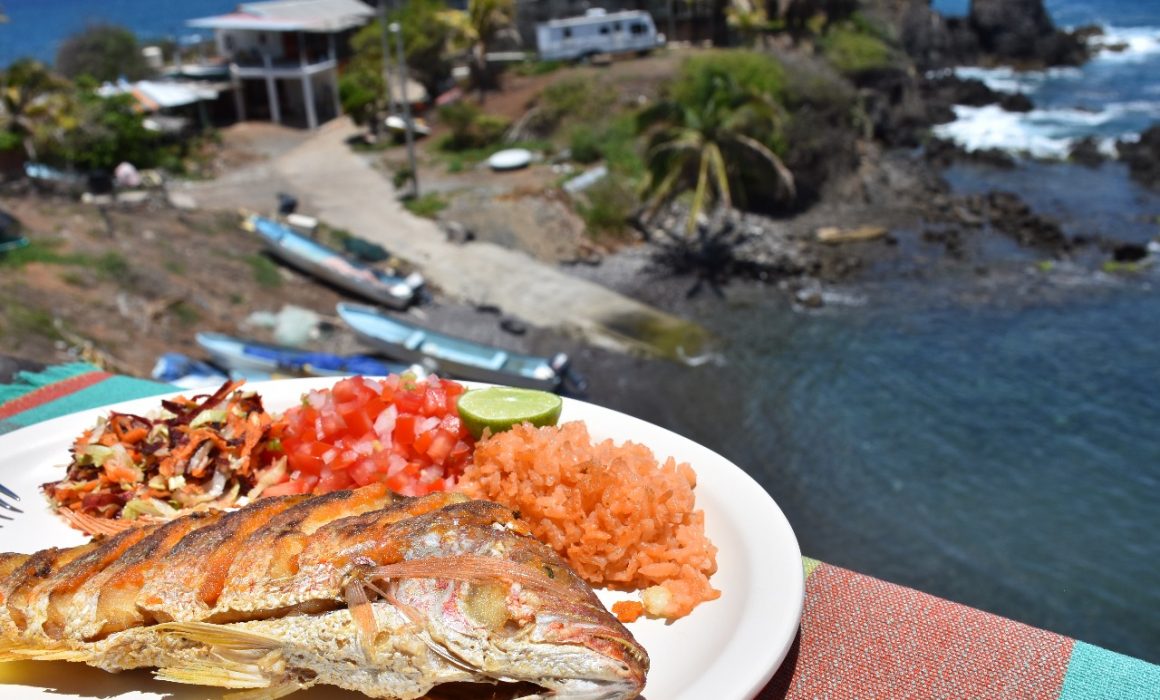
[638,73,796,234]
[0,59,68,160]
[442,0,517,97]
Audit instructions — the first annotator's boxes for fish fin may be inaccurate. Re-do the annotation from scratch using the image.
[224,681,310,700]
[154,658,273,689]
[55,507,144,536]
[0,646,90,663]
[154,621,282,650]
[343,578,378,661]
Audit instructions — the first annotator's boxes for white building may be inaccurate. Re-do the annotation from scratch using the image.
[187,0,375,130]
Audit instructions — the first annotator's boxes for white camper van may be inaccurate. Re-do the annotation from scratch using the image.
[536,9,664,62]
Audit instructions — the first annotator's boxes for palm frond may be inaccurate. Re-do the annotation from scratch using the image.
[733,133,796,199]
[687,150,713,234]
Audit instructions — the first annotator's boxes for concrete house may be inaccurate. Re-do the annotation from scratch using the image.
[187,0,375,130]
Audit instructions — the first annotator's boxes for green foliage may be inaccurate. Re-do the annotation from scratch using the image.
[575,174,637,239]
[55,24,153,82]
[0,239,85,268]
[0,302,60,342]
[437,101,509,151]
[403,193,448,218]
[389,0,455,99]
[639,51,796,229]
[670,51,787,108]
[339,71,380,127]
[569,125,603,164]
[247,254,283,288]
[511,60,564,77]
[94,251,130,280]
[46,90,160,172]
[0,130,21,151]
[819,24,896,75]
[534,75,614,133]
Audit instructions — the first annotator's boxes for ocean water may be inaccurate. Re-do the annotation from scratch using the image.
[0,0,238,68]
[932,0,1160,157]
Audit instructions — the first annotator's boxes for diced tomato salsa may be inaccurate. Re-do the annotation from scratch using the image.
[268,375,474,497]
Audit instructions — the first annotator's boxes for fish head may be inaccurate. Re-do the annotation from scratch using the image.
[361,500,649,699]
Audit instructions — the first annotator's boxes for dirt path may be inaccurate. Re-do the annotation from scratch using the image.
[184,117,707,358]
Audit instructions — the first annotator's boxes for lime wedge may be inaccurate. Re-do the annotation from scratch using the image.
[457,387,563,439]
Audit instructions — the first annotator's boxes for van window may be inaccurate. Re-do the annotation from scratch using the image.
[563,28,572,38]
[630,23,646,35]
[613,22,621,31]
[599,26,609,35]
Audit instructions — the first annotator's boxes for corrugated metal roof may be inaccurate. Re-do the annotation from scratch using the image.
[188,0,374,32]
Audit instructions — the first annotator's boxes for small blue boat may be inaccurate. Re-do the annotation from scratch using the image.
[336,303,579,392]
[243,215,424,310]
[195,332,425,379]
[0,208,27,254]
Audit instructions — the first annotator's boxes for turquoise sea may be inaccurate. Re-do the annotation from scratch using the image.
[2,0,1159,666]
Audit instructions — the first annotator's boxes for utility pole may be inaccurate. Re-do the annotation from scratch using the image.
[378,0,398,117]
[390,22,419,199]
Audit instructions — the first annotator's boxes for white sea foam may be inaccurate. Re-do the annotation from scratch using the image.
[1088,25,1160,63]
[933,100,1160,159]
[950,66,1082,95]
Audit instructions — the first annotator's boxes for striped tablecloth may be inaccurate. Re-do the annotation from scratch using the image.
[2,362,1158,699]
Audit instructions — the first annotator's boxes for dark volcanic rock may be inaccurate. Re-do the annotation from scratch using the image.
[970,0,1089,66]
[1116,125,1160,190]
[926,138,1016,169]
[983,190,1068,249]
[998,92,1034,112]
[1069,136,1106,168]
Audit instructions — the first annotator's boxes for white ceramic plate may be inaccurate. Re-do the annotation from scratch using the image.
[0,378,803,699]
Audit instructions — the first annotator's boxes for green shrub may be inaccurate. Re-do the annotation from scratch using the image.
[247,254,282,288]
[576,174,637,239]
[512,60,564,77]
[569,125,603,164]
[820,24,896,75]
[403,193,448,219]
[670,50,787,107]
[0,239,85,268]
[537,75,613,128]
[437,101,509,151]
[0,130,22,152]
[95,251,130,280]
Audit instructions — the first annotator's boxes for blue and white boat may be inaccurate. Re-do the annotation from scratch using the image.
[336,303,576,392]
[196,332,425,379]
[243,215,423,310]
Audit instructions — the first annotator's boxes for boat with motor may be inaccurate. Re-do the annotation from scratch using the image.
[336,303,581,392]
[195,332,426,378]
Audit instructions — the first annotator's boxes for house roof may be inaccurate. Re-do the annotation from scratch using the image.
[188,0,375,33]
[98,79,220,111]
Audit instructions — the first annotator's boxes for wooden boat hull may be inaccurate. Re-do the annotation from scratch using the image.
[336,303,566,392]
[246,215,421,310]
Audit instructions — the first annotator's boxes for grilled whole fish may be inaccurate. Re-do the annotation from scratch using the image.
[0,485,649,699]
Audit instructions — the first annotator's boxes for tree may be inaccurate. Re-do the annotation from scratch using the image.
[442,0,517,95]
[55,24,153,83]
[341,1,455,130]
[0,59,69,159]
[26,88,159,172]
[638,55,796,232]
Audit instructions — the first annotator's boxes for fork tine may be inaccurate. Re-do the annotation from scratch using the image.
[0,513,11,521]
[0,484,19,501]
[0,499,22,514]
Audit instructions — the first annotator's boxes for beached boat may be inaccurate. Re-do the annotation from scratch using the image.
[0,208,26,254]
[336,303,577,392]
[243,214,423,310]
[195,332,425,378]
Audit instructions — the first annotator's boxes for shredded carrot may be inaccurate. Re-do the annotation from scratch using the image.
[42,380,279,527]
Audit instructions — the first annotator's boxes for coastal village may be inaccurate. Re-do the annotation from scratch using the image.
[1,0,1158,389]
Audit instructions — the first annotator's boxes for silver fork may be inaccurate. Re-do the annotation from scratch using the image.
[0,483,22,524]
